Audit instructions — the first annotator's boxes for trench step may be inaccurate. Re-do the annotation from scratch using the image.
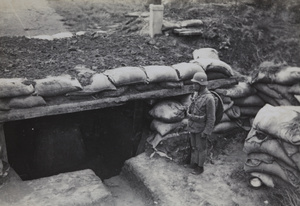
[121,152,258,206]
[0,169,113,206]
[104,175,153,206]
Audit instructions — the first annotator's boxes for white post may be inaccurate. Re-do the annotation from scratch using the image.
[149,4,164,38]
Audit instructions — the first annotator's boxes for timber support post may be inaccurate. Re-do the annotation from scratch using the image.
[0,123,8,162]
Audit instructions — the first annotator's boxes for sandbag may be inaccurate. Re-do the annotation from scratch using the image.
[268,84,300,106]
[274,98,293,106]
[223,101,234,112]
[253,104,300,145]
[225,105,241,119]
[215,82,256,98]
[271,66,300,85]
[250,172,275,188]
[9,96,46,108]
[251,61,300,85]
[179,19,203,27]
[66,73,117,96]
[248,152,274,164]
[190,58,233,77]
[180,94,192,108]
[103,67,147,86]
[0,99,10,111]
[149,100,186,123]
[289,83,300,95]
[147,133,162,148]
[252,83,282,99]
[282,141,299,157]
[144,66,180,83]
[220,113,231,122]
[35,75,82,97]
[219,95,232,104]
[244,159,300,188]
[97,86,129,98]
[291,153,300,171]
[172,62,204,80]
[159,81,183,89]
[272,159,300,183]
[240,106,261,117]
[280,106,300,113]
[162,19,203,31]
[0,78,34,98]
[256,91,279,106]
[207,78,238,90]
[233,95,265,107]
[193,48,219,60]
[206,71,230,80]
[244,128,296,168]
[150,118,188,136]
[213,121,240,133]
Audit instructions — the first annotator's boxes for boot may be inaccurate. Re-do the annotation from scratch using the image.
[191,166,204,175]
[187,163,198,169]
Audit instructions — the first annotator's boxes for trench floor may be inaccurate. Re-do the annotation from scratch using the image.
[104,175,150,206]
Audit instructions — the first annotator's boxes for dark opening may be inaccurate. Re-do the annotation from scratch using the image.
[4,100,151,180]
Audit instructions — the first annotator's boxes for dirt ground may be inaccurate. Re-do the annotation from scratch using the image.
[1,0,300,205]
[0,0,299,81]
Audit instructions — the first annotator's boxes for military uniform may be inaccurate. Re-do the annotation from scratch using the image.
[187,88,216,167]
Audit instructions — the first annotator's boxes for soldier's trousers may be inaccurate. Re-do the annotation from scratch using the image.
[189,132,207,167]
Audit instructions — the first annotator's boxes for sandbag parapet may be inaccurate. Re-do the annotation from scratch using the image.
[249,61,300,106]
[0,54,236,111]
[1,49,299,137]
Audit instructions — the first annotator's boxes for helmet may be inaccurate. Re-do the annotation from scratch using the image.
[191,72,208,85]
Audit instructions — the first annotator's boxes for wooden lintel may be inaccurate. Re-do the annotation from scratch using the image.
[0,85,193,123]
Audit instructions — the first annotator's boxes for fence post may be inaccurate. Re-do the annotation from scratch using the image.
[149,4,164,38]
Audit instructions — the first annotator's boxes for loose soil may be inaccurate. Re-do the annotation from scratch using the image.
[1,0,299,82]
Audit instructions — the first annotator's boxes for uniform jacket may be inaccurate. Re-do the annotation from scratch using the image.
[187,88,216,135]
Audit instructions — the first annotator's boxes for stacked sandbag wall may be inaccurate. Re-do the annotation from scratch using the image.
[251,61,300,107]
[147,99,190,163]
[145,49,300,165]
[0,60,204,111]
[146,48,243,162]
[212,60,300,134]
[243,104,300,188]
[192,49,254,134]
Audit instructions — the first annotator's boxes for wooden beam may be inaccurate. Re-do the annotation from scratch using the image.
[0,85,193,123]
[0,124,8,162]
[132,100,145,153]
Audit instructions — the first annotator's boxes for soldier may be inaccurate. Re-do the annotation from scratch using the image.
[187,72,216,175]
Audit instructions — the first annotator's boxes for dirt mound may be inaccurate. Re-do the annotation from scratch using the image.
[0,33,192,79]
[1,1,299,80]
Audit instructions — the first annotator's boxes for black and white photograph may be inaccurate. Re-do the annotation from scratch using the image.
[0,0,300,205]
